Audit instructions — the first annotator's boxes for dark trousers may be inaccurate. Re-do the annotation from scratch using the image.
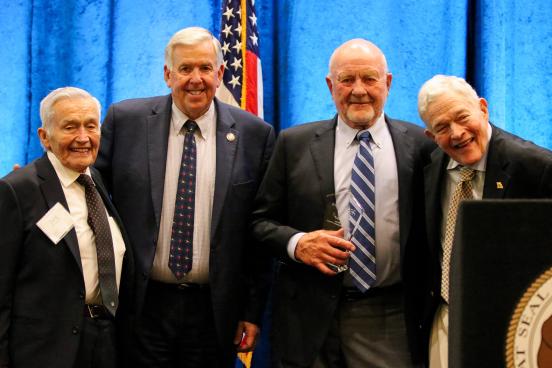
[130,280,232,368]
[74,316,117,368]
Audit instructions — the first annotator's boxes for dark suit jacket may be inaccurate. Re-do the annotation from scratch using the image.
[251,115,434,366]
[0,155,134,368]
[423,124,552,350]
[95,95,275,354]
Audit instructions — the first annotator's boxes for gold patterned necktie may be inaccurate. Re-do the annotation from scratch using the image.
[441,166,476,303]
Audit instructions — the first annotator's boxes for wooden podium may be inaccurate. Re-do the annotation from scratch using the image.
[449,200,552,368]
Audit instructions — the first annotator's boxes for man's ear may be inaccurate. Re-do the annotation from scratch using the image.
[37,127,51,151]
[424,128,436,141]
[325,76,333,95]
[164,65,172,86]
[479,97,489,120]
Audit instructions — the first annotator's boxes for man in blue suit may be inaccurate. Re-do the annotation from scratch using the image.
[95,27,275,367]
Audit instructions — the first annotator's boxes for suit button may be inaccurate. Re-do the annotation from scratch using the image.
[142,271,149,280]
[330,294,337,300]
[72,327,79,335]
[430,291,434,297]
[79,291,84,299]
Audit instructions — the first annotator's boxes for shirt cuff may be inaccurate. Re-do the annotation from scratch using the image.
[287,232,305,262]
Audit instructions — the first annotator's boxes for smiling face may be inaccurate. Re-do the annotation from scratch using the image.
[164,41,224,119]
[38,97,100,173]
[326,40,392,130]
[423,93,490,166]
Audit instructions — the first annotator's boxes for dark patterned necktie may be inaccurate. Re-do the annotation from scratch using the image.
[169,120,198,279]
[348,131,376,292]
[77,174,118,316]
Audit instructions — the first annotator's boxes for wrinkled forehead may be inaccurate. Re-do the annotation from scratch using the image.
[335,67,384,80]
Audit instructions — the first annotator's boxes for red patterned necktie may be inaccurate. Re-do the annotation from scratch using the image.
[168,120,198,279]
[77,174,118,316]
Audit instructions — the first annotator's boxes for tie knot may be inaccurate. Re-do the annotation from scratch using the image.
[357,130,372,142]
[76,174,94,188]
[184,120,198,134]
[459,167,475,182]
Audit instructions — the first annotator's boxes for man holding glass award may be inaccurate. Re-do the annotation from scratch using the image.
[252,39,434,367]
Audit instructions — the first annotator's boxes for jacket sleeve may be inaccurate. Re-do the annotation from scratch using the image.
[0,180,23,367]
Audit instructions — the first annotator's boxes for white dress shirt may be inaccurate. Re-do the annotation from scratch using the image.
[288,113,401,287]
[47,151,126,304]
[151,102,216,284]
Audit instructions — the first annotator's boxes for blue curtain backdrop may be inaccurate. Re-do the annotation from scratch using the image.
[1,0,552,366]
[2,0,552,176]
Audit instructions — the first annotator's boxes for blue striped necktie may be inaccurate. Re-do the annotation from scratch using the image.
[348,130,376,292]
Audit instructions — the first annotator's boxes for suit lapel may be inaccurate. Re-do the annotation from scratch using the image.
[211,100,239,241]
[36,155,83,272]
[482,127,510,199]
[310,118,337,203]
[424,148,447,259]
[147,95,172,230]
[387,118,415,253]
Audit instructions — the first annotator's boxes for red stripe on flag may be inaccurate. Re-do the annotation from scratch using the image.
[245,50,258,115]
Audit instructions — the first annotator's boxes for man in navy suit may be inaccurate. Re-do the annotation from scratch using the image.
[252,39,434,367]
[95,27,274,367]
[418,75,552,368]
[0,87,134,368]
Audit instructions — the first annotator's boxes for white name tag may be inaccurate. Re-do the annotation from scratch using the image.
[36,202,74,245]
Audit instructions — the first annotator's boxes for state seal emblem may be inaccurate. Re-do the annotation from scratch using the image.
[506,267,552,368]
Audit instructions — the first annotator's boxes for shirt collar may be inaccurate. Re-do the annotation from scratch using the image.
[336,112,386,148]
[171,101,215,140]
[447,123,493,172]
[47,151,92,187]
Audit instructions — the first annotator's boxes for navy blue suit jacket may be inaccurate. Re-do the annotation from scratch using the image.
[95,95,275,353]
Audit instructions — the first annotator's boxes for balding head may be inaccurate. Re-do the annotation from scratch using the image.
[326,39,392,129]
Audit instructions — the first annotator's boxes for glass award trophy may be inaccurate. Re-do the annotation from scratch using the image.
[323,194,349,273]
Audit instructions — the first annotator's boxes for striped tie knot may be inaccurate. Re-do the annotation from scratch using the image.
[357,130,372,143]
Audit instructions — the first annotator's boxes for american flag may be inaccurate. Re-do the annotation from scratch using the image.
[217,0,263,118]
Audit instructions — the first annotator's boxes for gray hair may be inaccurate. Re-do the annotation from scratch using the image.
[40,87,101,134]
[165,27,223,70]
[418,75,479,123]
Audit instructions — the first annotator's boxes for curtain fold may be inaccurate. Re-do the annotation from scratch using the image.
[1,0,551,176]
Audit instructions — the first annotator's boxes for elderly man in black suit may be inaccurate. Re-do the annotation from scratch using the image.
[0,87,134,368]
[418,75,552,367]
[95,26,274,367]
[252,38,434,368]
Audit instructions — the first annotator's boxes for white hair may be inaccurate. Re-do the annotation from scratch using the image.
[40,87,101,134]
[418,75,479,123]
[164,26,223,70]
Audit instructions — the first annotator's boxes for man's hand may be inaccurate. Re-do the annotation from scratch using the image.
[295,228,354,275]
[234,321,260,352]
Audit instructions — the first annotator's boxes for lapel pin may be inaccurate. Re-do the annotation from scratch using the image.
[496,181,504,189]
[226,132,236,142]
